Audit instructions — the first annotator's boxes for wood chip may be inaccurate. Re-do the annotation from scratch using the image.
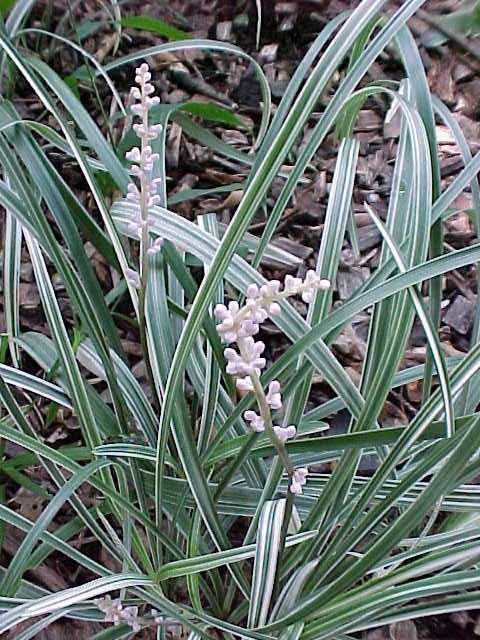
[216,21,232,41]
[259,44,279,63]
[367,628,390,639]
[443,294,476,334]
[428,58,455,104]
[275,2,298,13]
[166,122,182,169]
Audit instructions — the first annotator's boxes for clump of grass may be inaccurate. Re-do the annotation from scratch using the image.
[0,0,480,638]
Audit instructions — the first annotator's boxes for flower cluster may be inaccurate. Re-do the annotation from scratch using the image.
[152,611,183,635]
[95,595,141,633]
[290,467,309,494]
[215,272,330,494]
[125,63,164,288]
[215,271,329,393]
[95,597,189,634]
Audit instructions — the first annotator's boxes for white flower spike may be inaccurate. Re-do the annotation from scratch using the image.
[124,62,164,261]
[215,274,329,498]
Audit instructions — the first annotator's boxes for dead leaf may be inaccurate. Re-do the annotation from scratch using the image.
[428,58,455,104]
[390,620,418,640]
[166,122,182,169]
[20,283,40,310]
[199,190,243,211]
[443,294,476,335]
[406,380,423,403]
[451,611,473,629]
[11,488,45,521]
[94,33,118,63]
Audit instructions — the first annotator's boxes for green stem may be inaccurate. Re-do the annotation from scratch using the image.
[248,365,294,477]
[242,347,297,599]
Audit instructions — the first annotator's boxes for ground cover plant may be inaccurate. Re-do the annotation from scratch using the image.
[1,0,480,638]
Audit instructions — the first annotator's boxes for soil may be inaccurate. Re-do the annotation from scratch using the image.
[3,0,480,638]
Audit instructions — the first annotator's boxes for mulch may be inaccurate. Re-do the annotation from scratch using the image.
[3,0,480,638]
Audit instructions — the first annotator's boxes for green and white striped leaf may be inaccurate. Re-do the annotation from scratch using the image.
[248,499,286,627]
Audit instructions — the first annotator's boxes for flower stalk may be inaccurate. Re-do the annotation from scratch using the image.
[215,272,330,494]
[124,63,164,404]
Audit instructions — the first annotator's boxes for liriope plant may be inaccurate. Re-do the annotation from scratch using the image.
[0,0,479,638]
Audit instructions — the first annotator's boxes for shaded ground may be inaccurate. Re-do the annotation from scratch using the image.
[3,0,480,638]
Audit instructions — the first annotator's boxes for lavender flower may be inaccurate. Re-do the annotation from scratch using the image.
[95,595,123,625]
[147,236,164,256]
[273,425,297,443]
[290,467,309,494]
[236,376,254,393]
[244,410,265,432]
[301,270,330,303]
[266,380,282,410]
[125,63,164,266]
[215,273,330,496]
[95,596,141,632]
[121,605,141,633]
[215,273,331,396]
[151,611,183,635]
[224,339,266,378]
[125,267,141,289]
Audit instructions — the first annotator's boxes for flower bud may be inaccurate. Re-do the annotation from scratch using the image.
[273,425,296,443]
[125,268,141,289]
[246,284,260,298]
[126,147,141,162]
[290,467,308,494]
[244,410,265,432]
[266,380,282,410]
[236,376,254,393]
